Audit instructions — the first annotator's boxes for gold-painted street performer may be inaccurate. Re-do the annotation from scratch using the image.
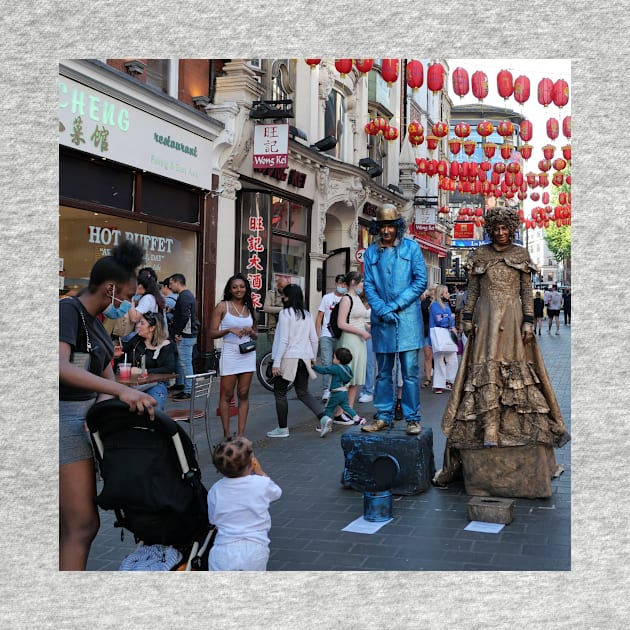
[434,201,570,498]
[362,204,427,435]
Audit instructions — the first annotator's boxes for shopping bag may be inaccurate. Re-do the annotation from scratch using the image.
[430,327,458,353]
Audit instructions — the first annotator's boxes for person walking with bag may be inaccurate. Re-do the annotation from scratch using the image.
[266,284,326,438]
[429,284,458,394]
[209,274,258,438]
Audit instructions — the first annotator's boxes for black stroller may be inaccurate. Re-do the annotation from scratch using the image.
[86,399,215,571]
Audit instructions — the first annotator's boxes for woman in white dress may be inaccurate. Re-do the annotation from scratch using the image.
[209,273,258,438]
[337,271,371,409]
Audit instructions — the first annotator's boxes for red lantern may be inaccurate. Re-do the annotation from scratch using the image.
[452,66,469,97]
[427,62,444,94]
[335,58,353,77]
[426,135,439,151]
[448,138,462,155]
[364,121,377,136]
[477,120,494,138]
[408,121,424,137]
[559,192,567,205]
[381,59,399,86]
[305,58,321,68]
[507,162,520,174]
[497,69,514,100]
[384,126,399,142]
[415,158,428,173]
[552,79,569,108]
[468,162,478,178]
[432,121,449,138]
[513,75,531,104]
[547,118,560,140]
[520,119,533,142]
[454,122,471,138]
[553,157,567,171]
[426,159,438,177]
[504,172,515,186]
[530,191,540,202]
[542,144,555,160]
[515,172,524,186]
[500,143,514,160]
[538,78,554,107]
[542,192,550,205]
[450,161,460,178]
[497,120,514,137]
[471,70,488,101]
[460,162,469,178]
[437,160,448,177]
[355,58,374,75]
[566,175,572,186]
[562,145,572,161]
[463,140,476,156]
[539,173,549,188]
[538,159,552,172]
[563,116,572,139]
[520,143,533,160]
[373,117,388,133]
[406,59,424,90]
[552,172,564,186]
[483,142,497,159]
[480,161,491,171]
[409,133,424,147]
[527,172,538,187]
[493,162,506,174]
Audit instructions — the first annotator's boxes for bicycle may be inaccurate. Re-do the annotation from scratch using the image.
[255,350,293,392]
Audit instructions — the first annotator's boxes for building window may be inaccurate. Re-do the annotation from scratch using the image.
[324,89,345,160]
[145,59,169,93]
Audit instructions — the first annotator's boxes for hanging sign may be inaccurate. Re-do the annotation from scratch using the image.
[414,206,437,231]
[253,123,289,168]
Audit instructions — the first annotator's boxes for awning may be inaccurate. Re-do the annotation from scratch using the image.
[415,237,448,257]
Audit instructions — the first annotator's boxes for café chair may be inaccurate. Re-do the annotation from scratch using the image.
[168,371,216,453]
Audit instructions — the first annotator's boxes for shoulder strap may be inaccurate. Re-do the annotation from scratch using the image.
[72,297,92,352]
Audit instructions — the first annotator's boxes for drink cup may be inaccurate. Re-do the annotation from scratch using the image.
[119,363,132,380]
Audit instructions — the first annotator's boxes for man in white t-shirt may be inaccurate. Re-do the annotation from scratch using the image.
[315,274,347,401]
[546,284,563,335]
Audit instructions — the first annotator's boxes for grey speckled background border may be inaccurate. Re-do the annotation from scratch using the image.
[0,1,626,627]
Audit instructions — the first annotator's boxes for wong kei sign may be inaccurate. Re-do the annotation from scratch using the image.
[58,75,215,189]
[245,214,265,309]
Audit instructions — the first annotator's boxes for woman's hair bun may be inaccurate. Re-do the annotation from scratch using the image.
[112,239,144,271]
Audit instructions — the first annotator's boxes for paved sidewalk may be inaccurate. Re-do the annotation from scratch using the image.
[87,324,571,571]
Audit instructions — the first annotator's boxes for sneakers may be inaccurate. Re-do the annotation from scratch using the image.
[358,393,373,403]
[406,421,422,435]
[434,388,443,394]
[172,392,191,400]
[168,384,184,392]
[319,416,333,438]
[445,381,453,390]
[555,331,560,335]
[333,413,353,425]
[322,389,330,401]
[266,427,289,438]
[361,419,389,433]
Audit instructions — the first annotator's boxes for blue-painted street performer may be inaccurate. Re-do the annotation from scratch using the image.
[362,204,427,435]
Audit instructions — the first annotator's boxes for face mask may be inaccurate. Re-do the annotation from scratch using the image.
[103,288,133,319]
[336,286,347,294]
[355,288,363,296]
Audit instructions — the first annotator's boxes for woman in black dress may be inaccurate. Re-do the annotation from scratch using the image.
[533,291,545,335]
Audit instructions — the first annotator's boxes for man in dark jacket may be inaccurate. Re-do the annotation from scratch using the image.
[168,273,199,399]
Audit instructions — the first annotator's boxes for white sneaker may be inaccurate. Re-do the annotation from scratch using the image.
[358,393,373,403]
[266,427,289,438]
[319,416,333,437]
[332,413,353,425]
[322,389,331,401]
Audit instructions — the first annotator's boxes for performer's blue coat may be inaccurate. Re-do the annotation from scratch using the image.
[363,236,427,353]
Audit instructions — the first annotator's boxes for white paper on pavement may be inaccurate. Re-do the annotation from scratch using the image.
[342,516,393,534]
[464,520,505,534]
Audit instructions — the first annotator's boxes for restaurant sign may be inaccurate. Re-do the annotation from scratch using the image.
[58,75,214,189]
[414,206,437,231]
[253,124,289,168]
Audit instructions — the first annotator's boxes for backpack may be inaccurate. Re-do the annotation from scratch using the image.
[328,295,353,339]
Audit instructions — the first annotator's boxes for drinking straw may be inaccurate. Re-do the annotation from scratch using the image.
[124,353,127,364]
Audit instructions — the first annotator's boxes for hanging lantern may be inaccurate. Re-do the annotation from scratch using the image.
[559,192,567,205]
[493,162,506,174]
[538,78,554,106]
[562,145,572,161]
[539,173,549,188]
[427,62,444,94]
[408,121,424,137]
[530,191,540,202]
[468,162,478,178]
[463,140,476,156]
[381,59,400,86]
[432,121,449,138]
[415,158,427,173]
[527,172,538,187]
[483,142,497,159]
[538,159,552,172]
[497,120,515,137]
[542,192,550,205]
[520,143,533,160]
[566,175,572,186]
[383,126,399,142]
[497,69,514,100]
[448,138,462,155]
[373,117,389,134]
[520,119,533,142]
[552,172,564,186]
[553,157,567,171]
[406,59,424,90]
[426,135,439,151]
[547,117,560,140]
[449,161,460,178]
[355,58,374,75]
[471,70,489,101]
[552,79,569,108]
[500,143,514,160]
[364,121,377,136]
[305,59,322,70]
[454,122,471,138]
[477,120,494,138]
[426,159,438,177]
[515,171,524,186]
[437,160,448,177]
[409,133,424,147]
[563,116,572,139]
[460,162,469,178]
[334,58,353,77]
[513,75,531,104]
[480,160,491,172]
[504,172,515,186]
[452,66,470,97]
[507,162,520,174]
[542,144,556,160]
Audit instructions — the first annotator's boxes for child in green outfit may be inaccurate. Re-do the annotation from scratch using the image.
[313,347,366,437]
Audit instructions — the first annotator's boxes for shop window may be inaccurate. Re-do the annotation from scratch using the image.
[60,151,133,211]
[140,174,200,223]
[324,89,345,160]
[271,235,306,289]
[271,196,306,234]
[145,59,169,93]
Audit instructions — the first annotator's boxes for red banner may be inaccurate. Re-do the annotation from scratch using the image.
[453,222,475,239]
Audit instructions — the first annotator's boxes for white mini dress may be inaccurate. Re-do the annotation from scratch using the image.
[219,304,256,376]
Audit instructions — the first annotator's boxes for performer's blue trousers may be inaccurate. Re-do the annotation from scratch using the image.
[374,350,421,423]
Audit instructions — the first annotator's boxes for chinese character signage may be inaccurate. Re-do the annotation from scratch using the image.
[253,124,289,168]
[246,215,265,309]
[453,222,475,239]
[414,206,437,231]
